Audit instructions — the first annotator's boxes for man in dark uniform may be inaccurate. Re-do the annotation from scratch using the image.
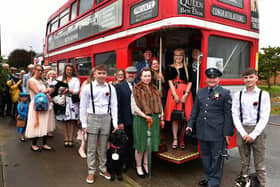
[186,67,234,187]
[135,48,153,83]
[115,66,137,170]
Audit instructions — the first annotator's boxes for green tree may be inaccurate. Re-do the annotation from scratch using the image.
[8,49,36,68]
[258,46,280,88]
[0,65,9,92]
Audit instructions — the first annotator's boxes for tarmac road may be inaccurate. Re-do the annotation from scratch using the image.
[1,116,280,187]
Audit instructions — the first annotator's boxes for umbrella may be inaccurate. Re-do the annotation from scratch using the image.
[147,121,153,179]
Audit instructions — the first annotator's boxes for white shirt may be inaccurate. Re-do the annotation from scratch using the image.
[127,80,134,91]
[79,80,118,128]
[232,86,271,140]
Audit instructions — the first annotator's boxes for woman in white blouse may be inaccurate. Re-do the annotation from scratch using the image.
[56,64,80,147]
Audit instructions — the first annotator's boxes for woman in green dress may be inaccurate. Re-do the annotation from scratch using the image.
[131,67,164,178]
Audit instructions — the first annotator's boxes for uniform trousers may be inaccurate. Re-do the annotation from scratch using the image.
[200,140,225,187]
[236,125,266,187]
[87,113,111,174]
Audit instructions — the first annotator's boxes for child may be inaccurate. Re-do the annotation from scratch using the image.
[17,92,29,142]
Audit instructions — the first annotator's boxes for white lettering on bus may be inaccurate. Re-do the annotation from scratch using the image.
[180,0,203,9]
[133,0,155,15]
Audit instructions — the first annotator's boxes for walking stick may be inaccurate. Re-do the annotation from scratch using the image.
[147,121,153,179]
[159,35,163,93]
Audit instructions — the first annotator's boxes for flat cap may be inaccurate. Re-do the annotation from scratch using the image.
[125,66,137,73]
[19,92,29,97]
[205,67,222,78]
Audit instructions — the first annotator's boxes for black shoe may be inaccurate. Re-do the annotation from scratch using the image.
[136,169,145,178]
[110,174,115,181]
[117,174,123,181]
[122,164,128,172]
[199,179,208,186]
[30,146,41,152]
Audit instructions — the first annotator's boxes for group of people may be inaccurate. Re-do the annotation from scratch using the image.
[0,46,271,187]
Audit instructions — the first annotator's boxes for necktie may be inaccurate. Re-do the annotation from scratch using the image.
[192,63,197,72]
[145,61,149,67]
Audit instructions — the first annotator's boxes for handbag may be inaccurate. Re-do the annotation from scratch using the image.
[71,94,80,103]
[171,106,186,120]
[16,118,26,128]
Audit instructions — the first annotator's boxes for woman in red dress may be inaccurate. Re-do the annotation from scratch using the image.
[164,48,193,149]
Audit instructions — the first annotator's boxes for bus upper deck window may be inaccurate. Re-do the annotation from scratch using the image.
[96,0,105,5]
[60,8,70,27]
[71,1,77,20]
[79,0,94,15]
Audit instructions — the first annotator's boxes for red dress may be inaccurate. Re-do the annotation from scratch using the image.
[164,66,193,121]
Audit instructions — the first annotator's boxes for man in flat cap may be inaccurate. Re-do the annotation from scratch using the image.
[115,66,137,171]
[186,67,234,187]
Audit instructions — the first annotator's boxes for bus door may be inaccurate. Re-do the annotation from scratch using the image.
[129,28,204,164]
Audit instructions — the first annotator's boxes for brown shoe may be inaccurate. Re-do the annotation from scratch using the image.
[86,174,95,184]
[99,171,111,180]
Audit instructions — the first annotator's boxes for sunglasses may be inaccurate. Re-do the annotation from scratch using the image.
[36,69,43,72]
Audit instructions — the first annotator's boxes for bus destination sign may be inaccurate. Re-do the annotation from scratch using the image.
[250,0,259,30]
[178,0,205,18]
[48,0,122,51]
[217,0,243,9]
[130,0,158,25]
[211,5,247,24]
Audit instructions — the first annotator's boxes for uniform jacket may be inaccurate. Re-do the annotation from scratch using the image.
[188,85,234,141]
[115,81,134,126]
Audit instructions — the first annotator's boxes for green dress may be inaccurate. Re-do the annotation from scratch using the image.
[133,114,160,153]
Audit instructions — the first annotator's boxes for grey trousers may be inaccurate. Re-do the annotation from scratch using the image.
[87,113,111,174]
[236,125,267,187]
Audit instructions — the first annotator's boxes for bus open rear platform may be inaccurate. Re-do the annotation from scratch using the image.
[156,144,200,164]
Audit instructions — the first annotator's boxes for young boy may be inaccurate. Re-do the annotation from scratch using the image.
[80,64,118,183]
[17,92,29,142]
[232,68,271,187]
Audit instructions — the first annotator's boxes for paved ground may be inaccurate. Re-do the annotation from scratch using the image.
[0,116,280,187]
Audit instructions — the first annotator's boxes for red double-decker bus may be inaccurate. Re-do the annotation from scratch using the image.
[44,0,259,164]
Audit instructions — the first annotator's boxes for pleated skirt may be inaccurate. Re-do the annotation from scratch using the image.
[133,114,160,153]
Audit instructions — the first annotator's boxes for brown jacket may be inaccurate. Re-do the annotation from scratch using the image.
[133,82,162,115]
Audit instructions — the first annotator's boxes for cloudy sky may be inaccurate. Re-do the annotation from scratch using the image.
[0,0,278,57]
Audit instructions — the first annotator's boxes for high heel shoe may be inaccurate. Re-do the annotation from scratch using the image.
[136,166,145,178]
[172,138,178,149]
[68,140,74,147]
[143,163,149,176]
